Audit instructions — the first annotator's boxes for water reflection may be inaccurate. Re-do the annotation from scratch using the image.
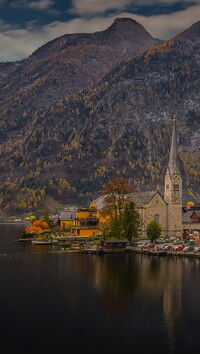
[77,253,184,353]
[162,259,182,354]
[148,256,161,279]
[3,225,200,354]
[54,253,140,316]
[85,254,140,316]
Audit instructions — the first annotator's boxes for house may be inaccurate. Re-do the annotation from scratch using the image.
[59,207,77,230]
[182,204,200,241]
[71,206,100,237]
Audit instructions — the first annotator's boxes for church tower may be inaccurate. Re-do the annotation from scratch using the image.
[164,121,182,237]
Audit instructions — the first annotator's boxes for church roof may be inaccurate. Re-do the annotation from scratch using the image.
[168,122,179,177]
[91,191,163,209]
[128,191,160,207]
[91,195,107,210]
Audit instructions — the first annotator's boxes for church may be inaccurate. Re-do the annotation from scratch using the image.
[91,122,183,238]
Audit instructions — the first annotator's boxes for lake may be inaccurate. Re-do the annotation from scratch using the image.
[0,224,200,354]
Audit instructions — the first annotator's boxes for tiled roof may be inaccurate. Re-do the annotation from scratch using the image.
[91,195,106,210]
[128,191,159,207]
[91,191,160,209]
[60,210,77,220]
[182,211,193,223]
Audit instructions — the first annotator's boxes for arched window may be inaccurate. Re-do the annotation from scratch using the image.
[154,214,160,223]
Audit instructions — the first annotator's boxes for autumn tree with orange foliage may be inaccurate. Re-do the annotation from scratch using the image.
[187,202,194,206]
[25,220,49,235]
[101,178,140,240]
[33,220,49,229]
[103,177,134,217]
[25,225,43,235]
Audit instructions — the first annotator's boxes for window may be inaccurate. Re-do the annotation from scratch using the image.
[154,214,159,223]
[173,184,179,191]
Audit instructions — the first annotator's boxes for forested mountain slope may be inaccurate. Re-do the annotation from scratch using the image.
[0,19,200,214]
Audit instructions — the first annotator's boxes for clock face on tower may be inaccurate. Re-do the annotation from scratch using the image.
[173,174,179,180]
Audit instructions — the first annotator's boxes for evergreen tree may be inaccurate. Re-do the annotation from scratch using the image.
[146,220,162,242]
[121,201,140,241]
[102,214,123,240]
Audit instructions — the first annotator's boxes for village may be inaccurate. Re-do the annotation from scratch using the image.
[16,122,200,257]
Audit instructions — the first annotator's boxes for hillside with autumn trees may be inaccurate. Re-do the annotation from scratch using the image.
[0,18,200,215]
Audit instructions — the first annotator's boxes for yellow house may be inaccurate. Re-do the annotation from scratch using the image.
[59,208,77,230]
[90,201,110,228]
[71,206,99,236]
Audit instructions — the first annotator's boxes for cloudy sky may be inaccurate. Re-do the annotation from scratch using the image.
[0,0,200,62]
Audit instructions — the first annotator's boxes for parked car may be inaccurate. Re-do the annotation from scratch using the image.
[174,246,184,251]
[173,240,184,245]
[155,239,162,244]
[159,244,170,250]
[148,243,155,248]
[183,246,194,252]
[169,236,176,241]
[143,244,149,248]
[137,242,146,248]
[163,245,172,251]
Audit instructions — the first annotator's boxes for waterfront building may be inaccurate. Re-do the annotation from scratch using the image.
[182,203,200,241]
[71,206,99,237]
[59,207,77,230]
[59,206,100,236]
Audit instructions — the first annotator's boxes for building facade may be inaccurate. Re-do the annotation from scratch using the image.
[182,204,200,241]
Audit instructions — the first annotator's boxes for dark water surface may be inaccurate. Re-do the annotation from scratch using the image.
[0,224,200,354]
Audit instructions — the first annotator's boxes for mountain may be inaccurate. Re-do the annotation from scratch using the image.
[0,19,200,215]
[0,18,159,116]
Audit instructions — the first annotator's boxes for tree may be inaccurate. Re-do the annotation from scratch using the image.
[102,213,123,240]
[121,201,140,241]
[102,201,140,241]
[102,177,134,218]
[146,221,162,242]
[43,210,53,228]
[101,178,135,239]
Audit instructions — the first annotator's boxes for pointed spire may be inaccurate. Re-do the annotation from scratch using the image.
[168,120,178,177]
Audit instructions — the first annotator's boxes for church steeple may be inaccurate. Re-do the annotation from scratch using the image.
[164,120,182,237]
[168,121,178,177]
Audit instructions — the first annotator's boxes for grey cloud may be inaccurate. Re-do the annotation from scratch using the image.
[28,0,55,10]
[71,0,133,15]
[0,4,200,62]
[71,0,200,15]
[10,0,55,10]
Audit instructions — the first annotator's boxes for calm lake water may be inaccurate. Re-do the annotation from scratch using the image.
[0,224,200,354]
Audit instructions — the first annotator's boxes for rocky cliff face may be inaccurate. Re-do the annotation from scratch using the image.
[0,19,200,215]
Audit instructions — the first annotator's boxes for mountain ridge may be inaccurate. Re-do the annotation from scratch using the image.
[0,18,200,215]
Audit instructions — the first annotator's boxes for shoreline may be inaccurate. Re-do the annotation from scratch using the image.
[131,247,200,258]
